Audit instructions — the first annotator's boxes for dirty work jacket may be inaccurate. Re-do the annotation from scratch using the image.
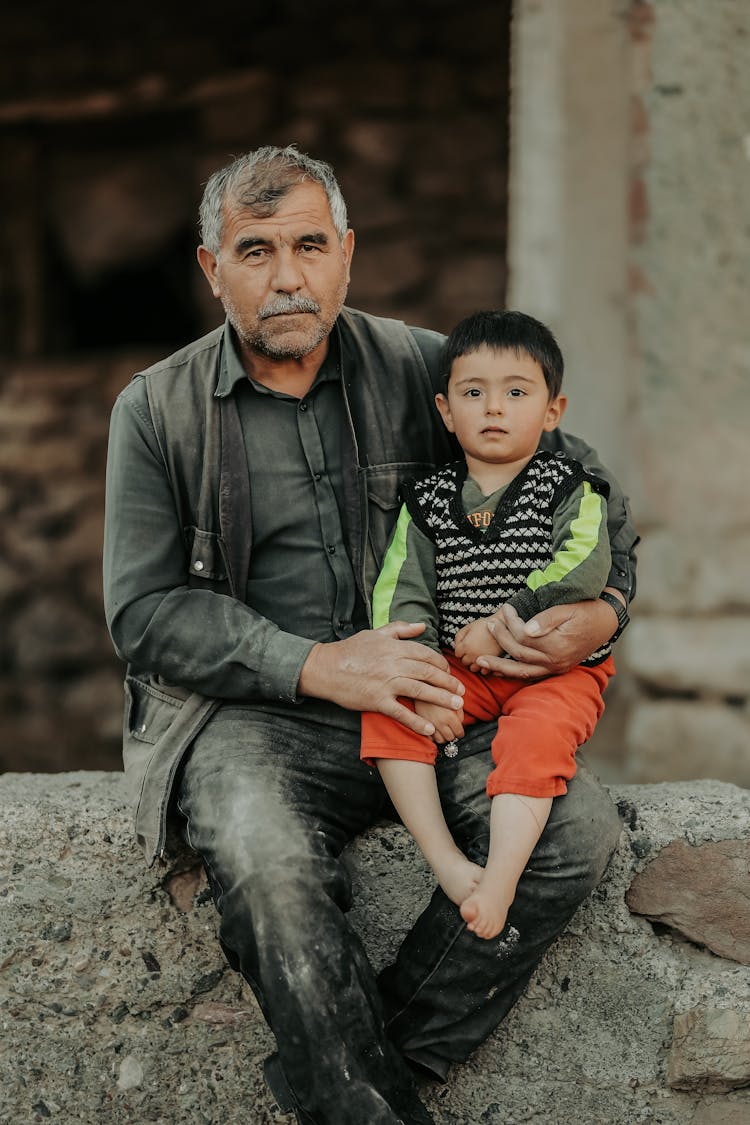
[103,306,638,865]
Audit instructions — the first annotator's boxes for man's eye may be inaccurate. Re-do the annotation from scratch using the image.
[300,244,320,253]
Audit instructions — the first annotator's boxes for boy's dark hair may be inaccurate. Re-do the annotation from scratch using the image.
[442,310,564,398]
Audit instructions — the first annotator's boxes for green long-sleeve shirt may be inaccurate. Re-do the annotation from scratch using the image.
[373,474,611,653]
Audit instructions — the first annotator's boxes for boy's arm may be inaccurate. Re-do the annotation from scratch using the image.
[372,505,441,651]
[539,429,637,603]
[506,481,611,622]
[372,507,465,740]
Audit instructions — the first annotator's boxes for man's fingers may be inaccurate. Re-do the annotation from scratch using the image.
[476,655,550,680]
[487,621,551,665]
[404,679,465,711]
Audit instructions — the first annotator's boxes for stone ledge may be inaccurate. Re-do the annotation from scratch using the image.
[1,773,749,1124]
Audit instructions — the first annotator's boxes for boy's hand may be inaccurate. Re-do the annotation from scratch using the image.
[453,617,503,673]
[414,700,465,744]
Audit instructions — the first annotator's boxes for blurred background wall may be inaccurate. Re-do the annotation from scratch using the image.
[0,0,747,785]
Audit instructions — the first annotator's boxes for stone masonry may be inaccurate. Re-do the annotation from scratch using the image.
[1,773,749,1124]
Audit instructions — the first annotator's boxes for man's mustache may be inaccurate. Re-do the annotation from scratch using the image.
[258,295,321,319]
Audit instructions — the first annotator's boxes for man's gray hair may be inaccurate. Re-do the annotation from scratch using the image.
[199,145,349,254]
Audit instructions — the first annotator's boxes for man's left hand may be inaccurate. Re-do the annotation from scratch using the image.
[476,597,620,680]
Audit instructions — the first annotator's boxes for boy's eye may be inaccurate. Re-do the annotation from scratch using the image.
[464,388,482,398]
[508,388,526,397]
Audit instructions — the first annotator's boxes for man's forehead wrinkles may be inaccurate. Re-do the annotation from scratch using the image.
[227,211,333,246]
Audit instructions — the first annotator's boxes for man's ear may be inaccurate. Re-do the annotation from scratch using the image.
[435,392,455,432]
[543,394,567,432]
[341,229,355,283]
[197,246,221,299]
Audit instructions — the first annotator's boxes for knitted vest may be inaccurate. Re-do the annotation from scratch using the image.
[402,451,611,665]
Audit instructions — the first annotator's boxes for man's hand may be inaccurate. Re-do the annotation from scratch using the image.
[414,699,465,744]
[453,617,503,672]
[476,595,621,680]
[298,622,465,737]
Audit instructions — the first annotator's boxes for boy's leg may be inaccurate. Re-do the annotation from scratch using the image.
[453,658,612,937]
[360,708,438,765]
[379,725,622,1080]
[177,708,435,1125]
[485,659,613,798]
[377,758,484,906]
[460,791,553,938]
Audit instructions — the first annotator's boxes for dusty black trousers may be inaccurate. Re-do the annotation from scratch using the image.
[176,708,622,1125]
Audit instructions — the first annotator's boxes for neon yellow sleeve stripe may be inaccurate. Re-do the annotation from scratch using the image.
[526,482,603,592]
[372,505,413,628]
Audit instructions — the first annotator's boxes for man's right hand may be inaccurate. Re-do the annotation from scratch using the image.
[298,622,465,737]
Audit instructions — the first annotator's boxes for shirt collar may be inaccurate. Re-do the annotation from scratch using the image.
[214,321,249,398]
[214,318,341,398]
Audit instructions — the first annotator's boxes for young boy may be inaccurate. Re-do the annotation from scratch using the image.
[360,310,618,940]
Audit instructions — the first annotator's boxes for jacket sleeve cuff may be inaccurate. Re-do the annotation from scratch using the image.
[506,588,541,623]
[258,631,318,702]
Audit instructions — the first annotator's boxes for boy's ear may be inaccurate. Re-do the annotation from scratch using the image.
[543,394,567,431]
[435,392,455,432]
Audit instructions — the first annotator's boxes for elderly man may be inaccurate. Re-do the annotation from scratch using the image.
[104,146,635,1125]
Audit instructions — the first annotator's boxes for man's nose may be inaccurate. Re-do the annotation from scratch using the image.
[271,249,304,292]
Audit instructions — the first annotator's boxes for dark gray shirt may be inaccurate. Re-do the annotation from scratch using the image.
[222,326,369,646]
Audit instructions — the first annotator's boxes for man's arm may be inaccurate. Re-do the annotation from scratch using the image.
[104,386,315,700]
[104,384,464,723]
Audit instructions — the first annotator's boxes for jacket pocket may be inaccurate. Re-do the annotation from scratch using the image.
[125,674,184,745]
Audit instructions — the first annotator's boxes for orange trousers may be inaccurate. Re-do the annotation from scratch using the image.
[361,652,615,798]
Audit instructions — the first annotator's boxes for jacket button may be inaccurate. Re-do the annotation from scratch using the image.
[327,544,336,554]
[194,560,204,572]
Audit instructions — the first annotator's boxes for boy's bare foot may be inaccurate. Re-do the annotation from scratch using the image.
[431,850,483,906]
[460,881,512,939]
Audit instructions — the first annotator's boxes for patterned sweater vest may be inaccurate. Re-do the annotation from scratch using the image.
[402,451,612,665]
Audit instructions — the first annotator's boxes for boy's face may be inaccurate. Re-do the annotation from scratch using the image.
[435,345,566,478]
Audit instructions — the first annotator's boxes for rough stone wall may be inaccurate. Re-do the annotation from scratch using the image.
[622,1,750,785]
[0,1,509,771]
[1,773,749,1123]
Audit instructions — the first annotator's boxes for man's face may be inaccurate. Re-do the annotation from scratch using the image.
[198,181,354,361]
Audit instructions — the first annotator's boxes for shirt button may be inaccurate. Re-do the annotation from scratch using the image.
[299,402,308,412]
[194,560,204,572]
[313,472,322,481]
[327,544,336,555]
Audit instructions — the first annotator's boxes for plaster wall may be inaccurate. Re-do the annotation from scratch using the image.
[508,0,750,782]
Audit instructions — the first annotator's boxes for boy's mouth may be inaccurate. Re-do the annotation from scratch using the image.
[481,426,508,434]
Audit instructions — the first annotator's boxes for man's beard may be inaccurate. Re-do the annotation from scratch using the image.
[224,291,344,361]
